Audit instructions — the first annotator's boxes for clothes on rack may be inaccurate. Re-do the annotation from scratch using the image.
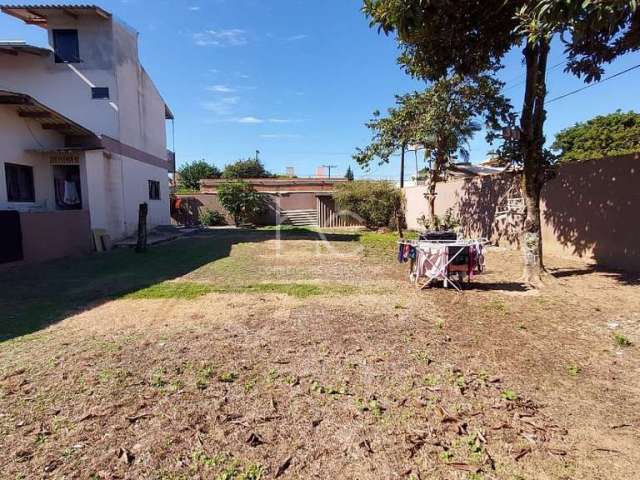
[397,243,417,263]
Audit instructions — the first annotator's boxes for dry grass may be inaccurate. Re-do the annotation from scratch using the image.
[1,229,639,479]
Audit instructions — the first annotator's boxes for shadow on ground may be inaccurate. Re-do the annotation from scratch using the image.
[0,228,361,342]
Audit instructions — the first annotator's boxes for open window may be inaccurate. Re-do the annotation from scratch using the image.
[53,29,80,63]
[148,180,161,200]
[5,163,35,203]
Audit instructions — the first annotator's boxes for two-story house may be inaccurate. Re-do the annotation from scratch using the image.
[0,4,174,264]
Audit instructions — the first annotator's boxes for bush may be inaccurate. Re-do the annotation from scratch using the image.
[200,209,227,226]
[222,158,273,179]
[177,160,221,191]
[334,181,403,230]
[217,180,266,226]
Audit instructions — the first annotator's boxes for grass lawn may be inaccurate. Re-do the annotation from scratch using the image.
[0,228,638,479]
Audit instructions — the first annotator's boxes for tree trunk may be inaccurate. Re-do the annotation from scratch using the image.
[519,39,550,286]
[400,142,406,189]
[135,203,148,253]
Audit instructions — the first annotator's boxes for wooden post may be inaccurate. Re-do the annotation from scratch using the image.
[135,202,148,253]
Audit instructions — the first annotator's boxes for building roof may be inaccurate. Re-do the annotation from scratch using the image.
[449,162,506,177]
[0,40,51,56]
[0,89,101,141]
[0,4,111,27]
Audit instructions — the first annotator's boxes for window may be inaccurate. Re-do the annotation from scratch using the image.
[148,180,161,200]
[52,29,80,63]
[5,163,35,203]
[91,87,110,99]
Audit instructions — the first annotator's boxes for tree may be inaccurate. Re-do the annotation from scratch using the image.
[222,158,274,179]
[334,181,403,230]
[363,0,640,285]
[217,180,265,227]
[177,160,221,191]
[355,75,510,224]
[345,166,355,181]
[552,110,640,162]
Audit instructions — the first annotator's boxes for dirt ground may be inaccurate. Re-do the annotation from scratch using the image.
[1,230,639,480]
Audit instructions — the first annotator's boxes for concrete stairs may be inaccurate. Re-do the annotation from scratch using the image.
[280,209,318,226]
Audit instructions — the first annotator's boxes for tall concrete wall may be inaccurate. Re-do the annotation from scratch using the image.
[403,153,640,272]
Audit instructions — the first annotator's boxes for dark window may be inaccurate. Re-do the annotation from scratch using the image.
[5,163,35,203]
[91,87,110,99]
[148,180,161,200]
[52,29,80,63]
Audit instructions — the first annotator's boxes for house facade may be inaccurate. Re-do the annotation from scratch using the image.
[0,5,173,263]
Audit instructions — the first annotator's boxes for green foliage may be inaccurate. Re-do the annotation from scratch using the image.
[501,389,518,401]
[200,209,227,227]
[418,207,460,231]
[334,181,403,229]
[177,160,221,191]
[552,111,640,162]
[222,158,273,179]
[345,165,355,181]
[613,332,633,347]
[217,180,265,226]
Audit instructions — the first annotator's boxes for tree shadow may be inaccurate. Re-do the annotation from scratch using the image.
[0,228,361,342]
[542,154,640,275]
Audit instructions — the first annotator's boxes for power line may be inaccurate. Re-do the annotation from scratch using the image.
[545,63,640,105]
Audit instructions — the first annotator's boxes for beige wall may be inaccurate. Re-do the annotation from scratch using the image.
[403,154,640,272]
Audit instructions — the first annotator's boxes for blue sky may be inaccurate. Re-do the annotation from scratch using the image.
[1,0,639,180]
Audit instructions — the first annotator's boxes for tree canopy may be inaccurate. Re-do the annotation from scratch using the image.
[345,166,355,181]
[362,0,640,283]
[552,110,640,162]
[177,160,221,191]
[222,159,274,179]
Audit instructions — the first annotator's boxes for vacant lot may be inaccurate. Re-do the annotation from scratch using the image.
[1,228,639,479]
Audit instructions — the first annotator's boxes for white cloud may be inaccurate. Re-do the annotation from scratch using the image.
[193,29,248,47]
[260,134,302,139]
[207,84,235,93]
[268,118,291,124]
[236,116,264,124]
[188,6,200,11]
[201,97,240,115]
[286,34,308,42]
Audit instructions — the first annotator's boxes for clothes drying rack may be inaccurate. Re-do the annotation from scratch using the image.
[398,238,489,292]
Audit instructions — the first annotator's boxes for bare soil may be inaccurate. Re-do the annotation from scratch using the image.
[1,231,638,479]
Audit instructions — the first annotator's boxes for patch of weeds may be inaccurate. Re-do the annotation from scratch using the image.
[282,373,299,386]
[453,373,466,390]
[435,319,445,329]
[266,368,279,384]
[567,363,582,376]
[613,332,633,347]
[311,380,348,395]
[439,450,454,463]
[150,368,167,388]
[216,461,240,480]
[196,365,215,390]
[243,376,258,393]
[482,299,508,315]
[355,398,384,417]
[501,389,518,401]
[423,374,439,387]
[466,433,484,460]
[413,350,432,364]
[35,432,48,445]
[219,372,238,383]
[467,473,485,480]
[191,450,227,469]
[239,464,265,480]
[168,380,184,392]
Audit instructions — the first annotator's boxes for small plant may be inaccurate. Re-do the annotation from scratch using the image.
[355,398,384,417]
[423,374,439,387]
[219,372,238,383]
[439,450,454,462]
[435,319,445,329]
[200,209,227,227]
[613,332,632,347]
[240,463,266,480]
[567,363,581,376]
[501,389,518,401]
[191,450,226,468]
[244,377,258,393]
[266,368,279,384]
[414,350,432,364]
[150,368,167,388]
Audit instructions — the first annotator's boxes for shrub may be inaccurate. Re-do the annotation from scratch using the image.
[334,181,403,230]
[217,180,266,226]
[222,158,273,179]
[177,160,221,191]
[200,209,226,226]
[418,207,461,231]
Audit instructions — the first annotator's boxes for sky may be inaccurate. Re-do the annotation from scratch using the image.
[1,0,639,180]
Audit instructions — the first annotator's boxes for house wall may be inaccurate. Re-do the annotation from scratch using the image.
[403,153,640,272]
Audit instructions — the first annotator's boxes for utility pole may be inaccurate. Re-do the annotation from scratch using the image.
[322,164,338,179]
[255,150,260,162]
